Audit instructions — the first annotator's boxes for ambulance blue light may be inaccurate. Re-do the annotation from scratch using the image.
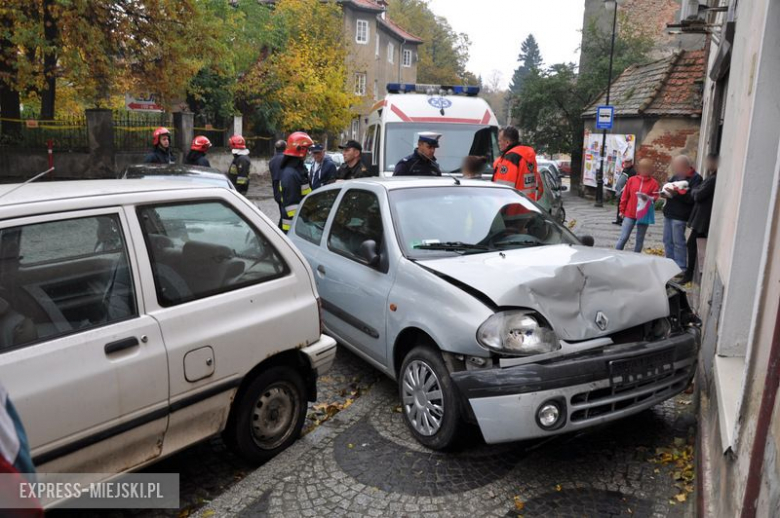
[386,83,481,96]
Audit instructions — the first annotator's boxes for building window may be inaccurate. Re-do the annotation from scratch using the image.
[354,72,367,96]
[351,119,360,140]
[375,35,380,57]
[403,49,413,68]
[373,79,379,100]
[356,19,369,44]
[387,42,395,63]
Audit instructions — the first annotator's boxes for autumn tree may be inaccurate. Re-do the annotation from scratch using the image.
[388,0,475,85]
[237,0,358,135]
[509,34,543,96]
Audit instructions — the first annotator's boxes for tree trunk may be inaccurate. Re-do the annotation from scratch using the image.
[0,12,21,139]
[570,120,584,196]
[39,0,58,120]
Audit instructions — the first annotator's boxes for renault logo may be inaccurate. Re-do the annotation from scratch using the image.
[595,311,609,331]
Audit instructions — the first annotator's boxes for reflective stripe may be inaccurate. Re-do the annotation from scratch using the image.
[281,218,292,231]
[301,184,312,195]
[237,177,248,184]
[285,204,299,214]
[495,179,514,187]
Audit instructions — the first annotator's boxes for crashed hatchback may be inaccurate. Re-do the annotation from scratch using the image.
[288,178,700,450]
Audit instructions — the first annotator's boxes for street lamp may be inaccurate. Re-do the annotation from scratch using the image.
[595,0,620,207]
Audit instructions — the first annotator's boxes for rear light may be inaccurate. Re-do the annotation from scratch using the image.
[316,297,324,335]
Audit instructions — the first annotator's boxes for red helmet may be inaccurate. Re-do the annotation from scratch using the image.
[229,135,247,150]
[284,131,313,157]
[191,135,212,153]
[152,127,170,147]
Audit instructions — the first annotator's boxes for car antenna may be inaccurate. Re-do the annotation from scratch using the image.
[0,167,54,203]
[445,173,460,185]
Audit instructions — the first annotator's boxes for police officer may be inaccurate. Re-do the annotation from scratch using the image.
[227,135,252,194]
[143,127,176,164]
[184,136,212,167]
[310,144,337,189]
[393,132,442,176]
[335,140,371,180]
[492,126,542,201]
[278,132,313,233]
[269,139,287,228]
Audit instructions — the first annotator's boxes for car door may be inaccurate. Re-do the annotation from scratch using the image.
[128,191,319,456]
[314,187,396,365]
[0,208,168,478]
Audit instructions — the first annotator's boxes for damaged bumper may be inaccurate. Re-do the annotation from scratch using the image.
[450,327,700,444]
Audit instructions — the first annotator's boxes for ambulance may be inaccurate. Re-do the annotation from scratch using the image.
[362,84,500,177]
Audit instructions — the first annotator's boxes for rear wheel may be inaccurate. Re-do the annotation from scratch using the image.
[224,366,307,464]
[399,346,463,450]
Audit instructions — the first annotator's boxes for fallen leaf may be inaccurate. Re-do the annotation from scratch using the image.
[202,511,216,518]
[566,219,577,229]
[675,493,687,503]
[555,484,562,492]
[673,437,686,447]
[513,496,525,511]
[347,443,354,449]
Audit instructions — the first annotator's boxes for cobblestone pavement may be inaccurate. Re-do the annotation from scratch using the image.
[196,380,696,518]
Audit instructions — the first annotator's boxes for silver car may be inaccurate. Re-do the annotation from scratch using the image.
[288,178,700,450]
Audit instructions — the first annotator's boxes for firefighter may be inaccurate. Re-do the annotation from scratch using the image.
[278,132,313,233]
[492,126,542,201]
[393,132,442,176]
[227,135,252,194]
[185,136,212,167]
[143,127,176,164]
[269,139,288,228]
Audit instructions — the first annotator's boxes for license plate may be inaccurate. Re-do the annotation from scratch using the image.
[609,348,675,386]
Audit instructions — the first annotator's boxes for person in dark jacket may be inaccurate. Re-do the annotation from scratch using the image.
[612,158,637,225]
[310,144,337,189]
[393,132,442,176]
[227,135,252,194]
[143,127,176,164]
[335,140,372,180]
[184,136,212,167]
[278,132,313,233]
[269,139,287,228]
[681,154,718,284]
[661,155,703,270]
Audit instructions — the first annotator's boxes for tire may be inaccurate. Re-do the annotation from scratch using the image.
[399,345,464,450]
[224,366,307,464]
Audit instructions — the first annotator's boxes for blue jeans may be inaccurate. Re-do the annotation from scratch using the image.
[663,218,687,269]
[615,217,649,253]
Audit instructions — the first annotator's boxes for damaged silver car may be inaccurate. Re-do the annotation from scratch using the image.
[288,178,701,450]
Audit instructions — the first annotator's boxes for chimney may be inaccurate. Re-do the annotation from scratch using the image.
[377,0,388,19]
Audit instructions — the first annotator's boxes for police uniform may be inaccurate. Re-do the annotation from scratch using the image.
[393,132,442,177]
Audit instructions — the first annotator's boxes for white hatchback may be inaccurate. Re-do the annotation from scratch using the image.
[0,180,335,504]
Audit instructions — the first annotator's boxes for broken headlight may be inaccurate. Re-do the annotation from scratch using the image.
[477,310,560,356]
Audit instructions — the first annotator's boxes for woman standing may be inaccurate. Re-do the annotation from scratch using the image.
[616,158,660,252]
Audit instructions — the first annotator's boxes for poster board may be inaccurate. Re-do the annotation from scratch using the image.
[582,131,636,189]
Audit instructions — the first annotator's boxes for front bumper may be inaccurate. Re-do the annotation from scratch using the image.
[451,328,700,444]
[302,334,338,376]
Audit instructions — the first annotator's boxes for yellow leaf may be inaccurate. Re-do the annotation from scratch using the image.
[347,443,354,449]
[513,496,525,511]
[555,484,562,492]
[202,511,216,518]
[675,493,687,503]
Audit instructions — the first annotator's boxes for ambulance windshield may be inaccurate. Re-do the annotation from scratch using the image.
[385,124,499,175]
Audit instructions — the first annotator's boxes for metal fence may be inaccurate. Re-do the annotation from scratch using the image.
[113,111,174,150]
[0,115,89,151]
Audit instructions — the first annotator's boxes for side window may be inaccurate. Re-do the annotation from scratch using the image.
[328,190,384,263]
[295,190,340,245]
[0,214,137,352]
[138,201,288,307]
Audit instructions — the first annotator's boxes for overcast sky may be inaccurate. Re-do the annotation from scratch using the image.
[426,0,586,90]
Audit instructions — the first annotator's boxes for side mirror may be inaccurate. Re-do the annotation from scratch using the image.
[560,185,568,192]
[578,235,595,247]
[358,239,380,267]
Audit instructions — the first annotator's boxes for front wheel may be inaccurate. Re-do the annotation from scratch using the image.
[399,346,464,450]
[224,366,307,464]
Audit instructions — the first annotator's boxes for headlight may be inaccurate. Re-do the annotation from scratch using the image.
[477,310,560,356]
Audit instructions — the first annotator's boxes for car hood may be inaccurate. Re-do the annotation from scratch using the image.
[416,244,680,341]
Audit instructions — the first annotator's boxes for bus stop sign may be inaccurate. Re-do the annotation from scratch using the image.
[596,105,614,130]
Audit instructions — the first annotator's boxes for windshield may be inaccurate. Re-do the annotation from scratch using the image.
[385,123,499,174]
[389,186,578,258]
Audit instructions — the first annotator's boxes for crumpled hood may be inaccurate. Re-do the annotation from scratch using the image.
[417,244,680,341]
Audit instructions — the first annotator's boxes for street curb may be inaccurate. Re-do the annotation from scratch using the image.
[192,380,390,517]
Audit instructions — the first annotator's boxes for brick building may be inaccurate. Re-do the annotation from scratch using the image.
[582,49,706,186]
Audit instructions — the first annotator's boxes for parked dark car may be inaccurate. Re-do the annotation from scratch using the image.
[121,164,235,190]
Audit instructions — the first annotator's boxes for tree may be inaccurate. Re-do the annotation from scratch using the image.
[236,0,357,134]
[388,0,476,84]
[480,70,509,126]
[509,34,543,95]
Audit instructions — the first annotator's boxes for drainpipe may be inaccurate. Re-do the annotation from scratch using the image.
[740,299,780,517]
[398,38,407,82]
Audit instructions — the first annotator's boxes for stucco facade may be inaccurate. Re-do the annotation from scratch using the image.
[694,0,780,516]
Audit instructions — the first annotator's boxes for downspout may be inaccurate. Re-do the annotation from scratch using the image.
[398,38,406,82]
[740,300,780,517]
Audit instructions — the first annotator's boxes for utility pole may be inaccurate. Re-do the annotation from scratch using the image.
[596,0,619,207]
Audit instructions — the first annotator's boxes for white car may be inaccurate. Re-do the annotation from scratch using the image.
[0,180,336,506]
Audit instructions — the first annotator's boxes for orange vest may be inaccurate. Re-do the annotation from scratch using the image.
[492,144,543,201]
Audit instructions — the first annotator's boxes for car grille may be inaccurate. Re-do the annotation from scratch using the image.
[569,362,694,423]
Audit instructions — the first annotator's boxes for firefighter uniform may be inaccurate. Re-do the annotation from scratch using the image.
[279,158,312,233]
[492,144,543,201]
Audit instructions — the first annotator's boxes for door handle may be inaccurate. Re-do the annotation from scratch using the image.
[317,265,326,275]
[105,337,140,355]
